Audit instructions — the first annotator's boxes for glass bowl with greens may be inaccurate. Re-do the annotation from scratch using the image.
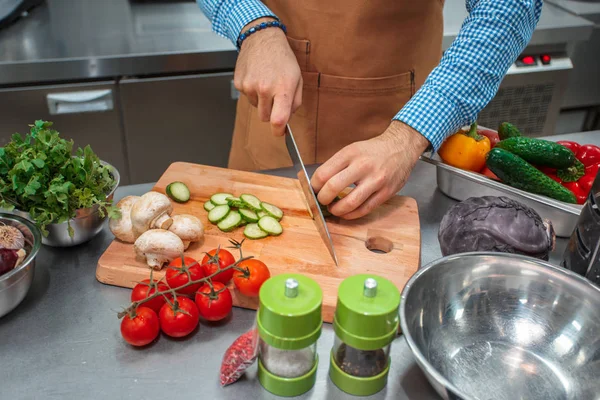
[0,121,120,247]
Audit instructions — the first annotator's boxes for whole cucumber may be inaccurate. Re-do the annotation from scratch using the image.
[495,136,576,169]
[486,148,577,204]
[498,122,522,140]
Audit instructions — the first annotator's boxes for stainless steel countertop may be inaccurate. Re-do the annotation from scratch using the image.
[2,131,596,400]
[0,0,593,86]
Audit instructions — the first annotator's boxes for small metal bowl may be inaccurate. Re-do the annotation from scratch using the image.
[0,213,42,318]
[9,161,120,247]
[400,252,600,400]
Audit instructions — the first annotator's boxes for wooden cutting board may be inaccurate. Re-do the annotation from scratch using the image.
[96,162,421,323]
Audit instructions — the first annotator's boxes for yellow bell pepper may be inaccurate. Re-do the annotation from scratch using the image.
[438,122,491,172]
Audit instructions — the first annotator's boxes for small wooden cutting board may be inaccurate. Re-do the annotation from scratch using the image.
[96,162,421,323]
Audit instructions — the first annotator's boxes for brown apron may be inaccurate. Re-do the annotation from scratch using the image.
[228,0,444,171]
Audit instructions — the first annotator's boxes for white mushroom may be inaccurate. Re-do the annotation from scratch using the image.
[134,229,184,270]
[168,214,204,250]
[108,196,140,243]
[0,225,25,250]
[130,191,174,239]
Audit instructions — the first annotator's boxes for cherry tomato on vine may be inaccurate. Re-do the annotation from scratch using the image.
[201,249,235,284]
[195,282,233,321]
[159,297,199,338]
[166,256,204,295]
[131,279,172,314]
[120,307,160,347]
[233,259,271,297]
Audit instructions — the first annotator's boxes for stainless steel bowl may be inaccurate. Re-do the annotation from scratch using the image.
[400,252,600,400]
[9,161,119,247]
[0,213,42,318]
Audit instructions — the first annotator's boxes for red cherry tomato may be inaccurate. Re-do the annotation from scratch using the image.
[166,256,204,295]
[557,140,581,155]
[159,297,200,338]
[120,307,160,347]
[131,279,172,314]
[201,249,235,284]
[478,129,500,147]
[576,144,600,167]
[233,259,271,297]
[195,282,233,321]
[562,181,588,205]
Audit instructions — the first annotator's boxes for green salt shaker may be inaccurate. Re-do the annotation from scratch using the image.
[329,274,400,396]
[257,273,323,397]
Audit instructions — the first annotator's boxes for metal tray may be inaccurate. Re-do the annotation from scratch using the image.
[420,155,582,237]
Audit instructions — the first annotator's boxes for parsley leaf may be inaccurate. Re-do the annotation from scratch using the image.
[0,120,119,237]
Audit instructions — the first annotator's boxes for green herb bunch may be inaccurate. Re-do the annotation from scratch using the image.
[0,120,120,236]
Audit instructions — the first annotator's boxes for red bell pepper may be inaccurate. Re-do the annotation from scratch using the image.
[481,166,500,180]
[577,144,600,167]
[478,129,500,148]
[562,181,588,204]
[546,142,600,204]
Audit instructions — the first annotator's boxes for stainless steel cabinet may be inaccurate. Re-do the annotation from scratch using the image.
[0,81,130,184]
[120,72,237,184]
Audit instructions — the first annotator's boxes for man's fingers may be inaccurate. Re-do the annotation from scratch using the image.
[257,91,273,122]
[340,189,389,220]
[329,179,379,217]
[292,77,303,112]
[316,163,362,206]
[270,90,294,136]
[311,148,354,194]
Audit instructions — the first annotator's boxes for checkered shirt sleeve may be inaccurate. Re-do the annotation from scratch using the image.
[395,0,543,151]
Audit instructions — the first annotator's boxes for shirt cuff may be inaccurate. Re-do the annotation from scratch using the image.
[223,2,278,45]
[393,85,467,152]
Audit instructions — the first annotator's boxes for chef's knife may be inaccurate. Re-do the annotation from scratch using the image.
[285,124,339,266]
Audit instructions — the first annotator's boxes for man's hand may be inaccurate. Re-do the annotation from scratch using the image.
[311,121,430,220]
[234,18,303,136]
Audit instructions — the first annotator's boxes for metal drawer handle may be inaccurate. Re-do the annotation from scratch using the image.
[47,89,114,115]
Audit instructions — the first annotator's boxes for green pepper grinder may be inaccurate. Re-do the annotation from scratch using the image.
[257,273,323,397]
[329,274,400,396]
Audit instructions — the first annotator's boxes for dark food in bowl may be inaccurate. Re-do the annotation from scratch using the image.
[439,196,555,260]
[0,224,27,276]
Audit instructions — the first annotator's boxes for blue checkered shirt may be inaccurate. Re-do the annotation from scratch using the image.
[197,0,543,151]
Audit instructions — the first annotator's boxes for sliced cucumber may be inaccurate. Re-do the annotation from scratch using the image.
[166,182,190,203]
[261,202,283,221]
[258,216,283,236]
[204,201,216,212]
[226,196,245,208]
[244,223,268,240]
[238,215,248,226]
[217,211,242,232]
[240,194,262,211]
[257,210,268,219]
[239,208,259,223]
[211,193,234,206]
[208,205,230,223]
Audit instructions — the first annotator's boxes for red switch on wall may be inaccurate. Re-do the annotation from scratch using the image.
[541,54,551,65]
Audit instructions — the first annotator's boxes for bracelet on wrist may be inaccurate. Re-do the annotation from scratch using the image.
[237,20,287,49]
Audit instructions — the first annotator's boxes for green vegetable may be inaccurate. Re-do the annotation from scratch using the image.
[557,159,586,183]
[495,137,576,169]
[486,148,577,204]
[166,181,190,203]
[0,120,119,236]
[498,122,522,140]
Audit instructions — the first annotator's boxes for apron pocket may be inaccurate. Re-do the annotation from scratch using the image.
[287,36,311,72]
[315,71,414,161]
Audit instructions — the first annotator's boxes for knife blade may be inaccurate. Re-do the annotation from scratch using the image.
[285,125,339,266]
